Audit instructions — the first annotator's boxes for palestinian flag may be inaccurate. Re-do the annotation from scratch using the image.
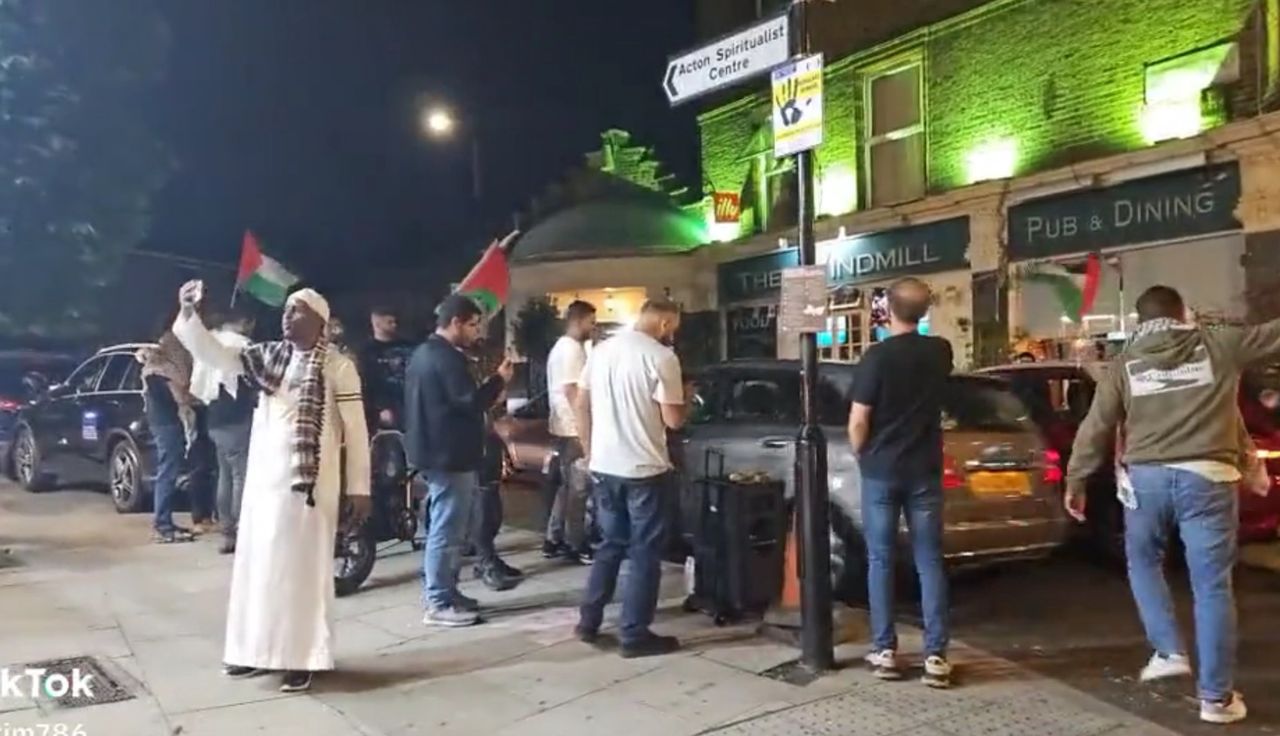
[456,239,510,314]
[1022,253,1103,323]
[236,230,299,307]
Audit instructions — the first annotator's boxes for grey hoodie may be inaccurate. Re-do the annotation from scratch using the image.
[1066,318,1280,484]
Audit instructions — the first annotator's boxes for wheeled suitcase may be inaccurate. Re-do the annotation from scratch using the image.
[682,450,785,625]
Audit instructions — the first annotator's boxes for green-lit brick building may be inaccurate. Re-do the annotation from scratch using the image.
[697,0,1280,367]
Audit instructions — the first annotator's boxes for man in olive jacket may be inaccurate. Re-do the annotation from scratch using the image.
[1065,285,1280,725]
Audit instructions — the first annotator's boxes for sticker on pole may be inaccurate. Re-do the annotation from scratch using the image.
[772,54,824,158]
[778,265,828,335]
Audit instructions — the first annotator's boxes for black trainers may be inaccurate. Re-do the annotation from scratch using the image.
[280,670,313,692]
[541,540,566,559]
[477,563,521,592]
[492,558,525,578]
[620,634,680,659]
[221,664,260,678]
[574,546,594,565]
[218,538,236,555]
[574,623,599,644]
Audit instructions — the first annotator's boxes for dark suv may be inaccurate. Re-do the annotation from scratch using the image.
[11,343,168,513]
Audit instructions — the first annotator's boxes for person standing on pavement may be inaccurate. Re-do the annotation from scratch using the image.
[359,305,414,431]
[543,300,598,563]
[847,277,955,688]
[468,349,525,591]
[574,299,688,658]
[172,281,372,693]
[191,310,258,555]
[1065,285,1280,725]
[404,294,514,627]
[136,324,205,543]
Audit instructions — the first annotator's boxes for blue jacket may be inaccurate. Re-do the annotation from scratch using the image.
[404,335,505,474]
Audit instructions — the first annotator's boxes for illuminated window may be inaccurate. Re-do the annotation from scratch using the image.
[1141,42,1238,144]
[865,61,925,207]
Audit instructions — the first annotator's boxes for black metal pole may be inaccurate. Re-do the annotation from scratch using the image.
[790,0,834,672]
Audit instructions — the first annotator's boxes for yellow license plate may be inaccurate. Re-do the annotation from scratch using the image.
[968,471,1031,495]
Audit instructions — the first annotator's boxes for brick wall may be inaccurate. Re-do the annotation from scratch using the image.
[927,0,1256,190]
[698,0,1263,234]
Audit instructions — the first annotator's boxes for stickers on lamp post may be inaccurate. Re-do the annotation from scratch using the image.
[772,54,824,158]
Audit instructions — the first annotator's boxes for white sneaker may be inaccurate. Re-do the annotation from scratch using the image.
[865,649,902,680]
[1200,692,1247,724]
[422,606,480,628]
[1139,652,1192,682]
[921,655,952,689]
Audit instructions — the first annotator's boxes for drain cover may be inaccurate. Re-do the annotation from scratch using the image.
[23,656,134,710]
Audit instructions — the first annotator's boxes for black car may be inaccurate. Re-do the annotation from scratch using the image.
[10,343,170,513]
[1,349,82,478]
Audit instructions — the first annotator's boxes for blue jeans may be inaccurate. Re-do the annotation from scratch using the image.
[579,472,668,645]
[421,471,478,610]
[1125,464,1238,702]
[209,423,251,541]
[861,475,949,657]
[150,420,185,534]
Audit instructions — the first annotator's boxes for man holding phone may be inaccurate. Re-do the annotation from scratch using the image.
[404,294,515,627]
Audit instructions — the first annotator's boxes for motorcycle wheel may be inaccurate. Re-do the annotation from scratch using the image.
[334,524,377,598]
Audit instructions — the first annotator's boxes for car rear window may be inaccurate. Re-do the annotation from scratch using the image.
[0,359,77,397]
[943,378,1035,432]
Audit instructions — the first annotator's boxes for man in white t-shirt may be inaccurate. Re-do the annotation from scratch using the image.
[543,300,598,561]
[573,299,689,658]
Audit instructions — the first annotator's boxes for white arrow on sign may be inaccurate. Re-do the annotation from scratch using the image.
[663,13,791,106]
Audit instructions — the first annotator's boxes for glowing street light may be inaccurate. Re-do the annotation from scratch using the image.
[419,103,481,200]
[422,107,456,137]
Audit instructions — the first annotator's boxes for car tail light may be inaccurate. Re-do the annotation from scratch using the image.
[0,397,20,412]
[942,454,965,490]
[1043,448,1064,484]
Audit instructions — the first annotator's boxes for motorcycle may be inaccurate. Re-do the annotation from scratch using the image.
[334,417,425,597]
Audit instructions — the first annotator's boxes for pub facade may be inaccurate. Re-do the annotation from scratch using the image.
[693,0,1280,368]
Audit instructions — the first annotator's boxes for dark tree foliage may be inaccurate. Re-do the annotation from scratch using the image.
[0,0,171,337]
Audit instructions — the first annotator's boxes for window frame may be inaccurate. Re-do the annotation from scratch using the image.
[64,355,110,395]
[861,53,927,208]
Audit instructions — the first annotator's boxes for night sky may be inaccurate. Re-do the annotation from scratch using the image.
[145,0,699,287]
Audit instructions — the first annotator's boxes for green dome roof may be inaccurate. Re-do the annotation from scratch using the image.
[512,188,707,264]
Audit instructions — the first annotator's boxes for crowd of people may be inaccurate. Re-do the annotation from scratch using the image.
[137,275,1280,726]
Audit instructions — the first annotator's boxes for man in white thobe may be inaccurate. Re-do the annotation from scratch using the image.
[172,280,371,692]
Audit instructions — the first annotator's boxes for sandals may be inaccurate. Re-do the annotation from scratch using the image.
[153,527,196,544]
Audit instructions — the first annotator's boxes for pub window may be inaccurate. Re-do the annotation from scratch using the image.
[1141,41,1238,144]
[864,60,925,207]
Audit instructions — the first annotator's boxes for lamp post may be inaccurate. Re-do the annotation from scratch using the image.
[420,105,483,202]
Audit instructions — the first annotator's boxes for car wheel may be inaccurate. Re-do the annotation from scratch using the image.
[829,503,867,604]
[109,439,147,514]
[13,426,50,492]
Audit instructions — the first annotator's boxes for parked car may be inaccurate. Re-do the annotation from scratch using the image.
[979,361,1280,547]
[10,343,176,513]
[0,350,81,478]
[495,359,1071,600]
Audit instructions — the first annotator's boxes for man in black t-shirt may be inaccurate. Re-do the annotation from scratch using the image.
[358,305,414,431]
[848,277,954,688]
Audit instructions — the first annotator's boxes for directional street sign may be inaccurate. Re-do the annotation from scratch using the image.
[772,54,824,158]
[663,12,790,106]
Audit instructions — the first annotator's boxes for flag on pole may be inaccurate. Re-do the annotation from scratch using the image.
[1022,252,1104,323]
[455,231,518,314]
[236,230,299,307]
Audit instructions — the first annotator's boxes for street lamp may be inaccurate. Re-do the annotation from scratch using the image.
[420,104,481,202]
[423,107,456,137]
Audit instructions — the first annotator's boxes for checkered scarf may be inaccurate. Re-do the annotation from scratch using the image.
[241,332,329,507]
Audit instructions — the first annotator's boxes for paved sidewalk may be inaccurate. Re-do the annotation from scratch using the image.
[0,487,1180,736]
